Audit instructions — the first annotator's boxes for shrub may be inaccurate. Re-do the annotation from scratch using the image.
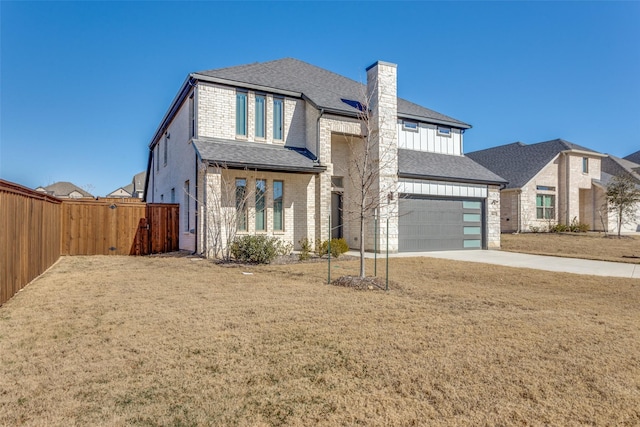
[230,235,287,264]
[529,226,541,233]
[548,224,569,233]
[315,238,349,258]
[569,217,589,233]
[298,237,312,261]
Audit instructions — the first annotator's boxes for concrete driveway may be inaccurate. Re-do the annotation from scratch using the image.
[350,250,640,279]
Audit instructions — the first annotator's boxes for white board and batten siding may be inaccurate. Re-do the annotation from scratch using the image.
[397,121,462,156]
[399,179,487,198]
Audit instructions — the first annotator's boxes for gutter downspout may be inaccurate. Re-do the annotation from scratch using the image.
[517,189,522,233]
[194,151,198,255]
[565,152,570,225]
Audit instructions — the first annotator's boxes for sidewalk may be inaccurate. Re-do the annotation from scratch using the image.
[346,250,640,279]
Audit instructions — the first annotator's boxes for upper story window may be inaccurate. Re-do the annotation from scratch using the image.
[163,134,168,166]
[255,95,266,139]
[403,121,418,131]
[189,93,195,138]
[155,144,159,171]
[236,91,247,137]
[273,98,284,141]
[437,126,451,136]
[536,185,556,191]
[582,157,589,174]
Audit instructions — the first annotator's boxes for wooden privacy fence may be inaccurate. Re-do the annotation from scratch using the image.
[1,179,180,306]
[1,180,62,306]
[61,200,179,256]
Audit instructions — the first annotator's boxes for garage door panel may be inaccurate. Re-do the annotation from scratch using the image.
[399,198,484,252]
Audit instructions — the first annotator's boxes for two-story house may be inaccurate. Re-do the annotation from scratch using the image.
[144,58,505,256]
[467,139,613,233]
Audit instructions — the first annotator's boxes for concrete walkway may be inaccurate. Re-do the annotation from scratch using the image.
[346,250,640,279]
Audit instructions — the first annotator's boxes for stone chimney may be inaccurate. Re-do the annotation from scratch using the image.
[366,61,399,252]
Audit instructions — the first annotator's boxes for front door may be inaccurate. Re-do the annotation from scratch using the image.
[331,192,343,239]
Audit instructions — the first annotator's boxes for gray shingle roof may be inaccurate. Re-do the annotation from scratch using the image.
[624,150,640,164]
[466,139,599,189]
[194,58,470,128]
[398,149,506,185]
[36,181,93,198]
[193,138,326,174]
[602,155,640,184]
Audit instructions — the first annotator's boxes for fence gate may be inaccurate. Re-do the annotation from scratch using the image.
[131,204,180,255]
[61,199,179,256]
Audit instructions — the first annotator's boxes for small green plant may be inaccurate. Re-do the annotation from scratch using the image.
[548,223,569,233]
[298,237,312,261]
[315,238,349,258]
[569,217,589,233]
[230,235,287,264]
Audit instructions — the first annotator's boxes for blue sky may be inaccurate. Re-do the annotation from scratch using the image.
[1,1,639,197]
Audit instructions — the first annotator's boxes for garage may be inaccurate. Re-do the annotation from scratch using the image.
[398,197,484,252]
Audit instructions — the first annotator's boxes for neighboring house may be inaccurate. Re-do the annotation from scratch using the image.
[145,58,505,256]
[467,139,609,233]
[35,182,93,199]
[107,171,146,199]
[106,185,133,198]
[624,150,640,165]
[601,155,640,232]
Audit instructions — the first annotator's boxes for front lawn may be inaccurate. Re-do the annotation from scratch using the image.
[501,232,640,264]
[1,255,638,425]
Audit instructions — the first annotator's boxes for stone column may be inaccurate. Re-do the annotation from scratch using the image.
[366,61,399,252]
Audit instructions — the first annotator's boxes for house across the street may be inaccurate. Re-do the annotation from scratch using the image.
[35,181,94,199]
[144,58,506,256]
[467,139,640,234]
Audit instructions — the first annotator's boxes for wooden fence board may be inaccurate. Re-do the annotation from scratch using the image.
[1,179,179,305]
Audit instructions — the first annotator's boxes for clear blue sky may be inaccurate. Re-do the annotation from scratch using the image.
[1,1,639,197]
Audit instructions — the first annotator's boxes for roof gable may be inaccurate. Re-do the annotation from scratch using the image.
[194,58,470,128]
[466,139,599,189]
[38,181,93,198]
[624,150,640,164]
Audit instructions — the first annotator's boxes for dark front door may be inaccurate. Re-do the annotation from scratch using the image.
[331,192,343,239]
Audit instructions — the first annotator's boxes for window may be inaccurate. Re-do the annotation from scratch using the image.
[536,185,556,191]
[403,121,418,131]
[255,95,266,139]
[184,180,190,232]
[236,91,247,137]
[171,188,175,203]
[536,194,555,219]
[273,180,283,231]
[437,126,451,136]
[331,176,344,189]
[255,179,266,231]
[160,194,164,202]
[273,98,283,140]
[582,157,589,174]
[156,144,159,171]
[163,134,168,166]
[236,178,247,231]
[189,93,195,138]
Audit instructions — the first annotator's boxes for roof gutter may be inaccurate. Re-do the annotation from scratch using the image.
[206,160,326,175]
[148,75,196,149]
[191,73,301,98]
[560,149,607,158]
[398,172,507,187]
[398,113,472,129]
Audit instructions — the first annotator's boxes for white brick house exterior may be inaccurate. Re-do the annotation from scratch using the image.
[145,59,506,256]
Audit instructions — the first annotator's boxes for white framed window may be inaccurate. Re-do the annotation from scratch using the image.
[189,93,195,138]
[163,134,168,166]
[255,179,266,231]
[184,180,190,232]
[582,157,589,174]
[273,180,283,231]
[273,98,284,140]
[536,185,556,191]
[236,178,248,231]
[255,95,266,139]
[403,121,418,131]
[437,126,451,136]
[536,194,555,219]
[236,91,247,137]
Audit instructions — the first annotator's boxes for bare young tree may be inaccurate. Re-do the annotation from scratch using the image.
[337,82,397,279]
[190,163,255,260]
[606,174,640,238]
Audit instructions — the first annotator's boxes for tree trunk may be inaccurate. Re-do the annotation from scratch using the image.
[359,211,365,278]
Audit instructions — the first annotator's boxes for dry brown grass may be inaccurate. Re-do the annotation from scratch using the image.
[1,255,639,426]
[502,232,640,264]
